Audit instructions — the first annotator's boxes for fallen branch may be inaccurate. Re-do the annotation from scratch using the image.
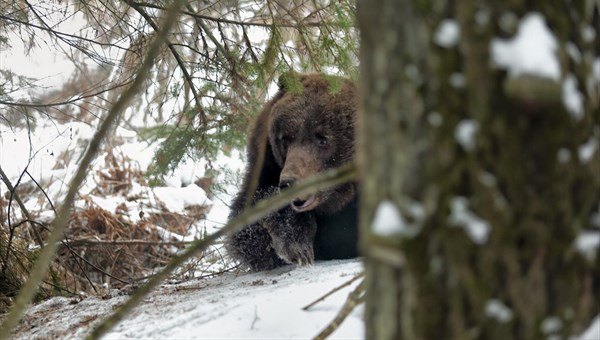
[313,278,366,340]
[303,271,364,311]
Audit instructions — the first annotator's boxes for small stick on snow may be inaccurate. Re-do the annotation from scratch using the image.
[313,279,366,340]
[250,305,259,330]
[302,271,364,311]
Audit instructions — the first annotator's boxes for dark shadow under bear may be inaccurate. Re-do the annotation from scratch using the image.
[225,74,359,271]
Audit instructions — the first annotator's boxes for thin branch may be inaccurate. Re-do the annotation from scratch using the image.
[131,1,335,28]
[87,163,357,339]
[313,279,366,340]
[0,78,134,109]
[0,0,188,335]
[0,167,45,252]
[126,0,207,126]
[59,239,193,247]
[0,14,130,51]
[302,271,364,311]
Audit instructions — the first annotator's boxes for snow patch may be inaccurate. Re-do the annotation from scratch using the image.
[485,299,513,323]
[581,25,596,44]
[490,13,560,80]
[455,119,479,152]
[578,134,598,163]
[372,200,424,238]
[541,316,563,335]
[573,315,600,340]
[372,200,407,237]
[574,231,600,261]
[562,74,584,120]
[434,19,460,48]
[448,197,491,245]
[152,184,212,213]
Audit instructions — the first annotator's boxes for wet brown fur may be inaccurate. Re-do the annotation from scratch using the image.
[225,74,359,271]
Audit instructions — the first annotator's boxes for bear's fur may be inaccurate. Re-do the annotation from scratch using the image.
[225,74,359,271]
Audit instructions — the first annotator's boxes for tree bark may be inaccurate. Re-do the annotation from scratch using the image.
[358,0,599,339]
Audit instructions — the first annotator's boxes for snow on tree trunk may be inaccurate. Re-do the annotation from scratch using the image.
[357,0,599,339]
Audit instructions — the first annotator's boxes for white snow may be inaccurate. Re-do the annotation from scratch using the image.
[541,316,563,335]
[14,260,365,339]
[1,10,92,97]
[578,133,598,163]
[372,200,407,237]
[448,197,491,245]
[485,299,513,323]
[581,25,596,44]
[574,231,600,261]
[491,13,560,80]
[574,315,600,340]
[151,184,212,213]
[455,119,479,152]
[562,74,584,120]
[434,19,460,48]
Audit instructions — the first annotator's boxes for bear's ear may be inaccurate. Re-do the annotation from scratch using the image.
[277,71,304,94]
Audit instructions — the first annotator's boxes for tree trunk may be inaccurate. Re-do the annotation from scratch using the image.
[357,1,599,339]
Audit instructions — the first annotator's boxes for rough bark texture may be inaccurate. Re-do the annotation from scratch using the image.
[358,0,599,339]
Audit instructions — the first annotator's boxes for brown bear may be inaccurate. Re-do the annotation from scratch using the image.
[225,73,359,271]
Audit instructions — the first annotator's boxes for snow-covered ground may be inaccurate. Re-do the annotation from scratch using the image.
[14,260,364,339]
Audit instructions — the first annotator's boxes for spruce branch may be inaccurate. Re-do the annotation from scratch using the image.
[0,0,187,335]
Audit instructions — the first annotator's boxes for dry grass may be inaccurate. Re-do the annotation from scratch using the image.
[0,145,219,308]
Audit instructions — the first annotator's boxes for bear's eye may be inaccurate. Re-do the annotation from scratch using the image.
[315,133,328,146]
[279,135,291,147]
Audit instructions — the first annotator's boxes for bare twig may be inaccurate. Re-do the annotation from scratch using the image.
[127,0,207,126]
[59,239,193,247]
[0,166,45,253]
[0,0,187,335]
[313,279,366,340]
[302,271,364,311]
[251,305,260,330]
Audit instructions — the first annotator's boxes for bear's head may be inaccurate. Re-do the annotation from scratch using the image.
[267,74,357,214]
